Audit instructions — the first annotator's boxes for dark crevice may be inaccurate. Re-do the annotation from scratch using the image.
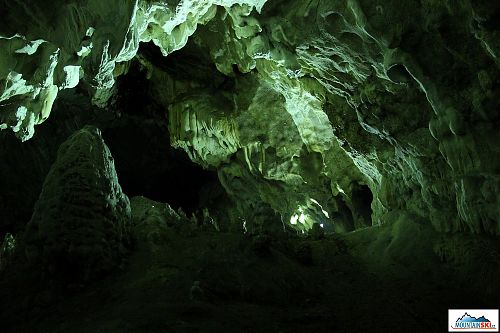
[101,119,218,214]
[387,64,412,83]
[139,40,227,86]
[351,184,373,228]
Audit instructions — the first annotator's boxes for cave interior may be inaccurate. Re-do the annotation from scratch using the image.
[0,0,499,332]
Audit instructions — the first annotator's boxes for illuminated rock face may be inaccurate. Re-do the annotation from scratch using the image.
[24,126,130,281]
[2,0,499,234]
[0,0,267,140]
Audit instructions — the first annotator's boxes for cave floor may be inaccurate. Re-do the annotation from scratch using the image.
[1,219,498,333]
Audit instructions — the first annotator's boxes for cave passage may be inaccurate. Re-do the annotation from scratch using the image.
[351,184,373,227]
[0,60,221,231]
[102,62,220,214]
[102,121,218,214]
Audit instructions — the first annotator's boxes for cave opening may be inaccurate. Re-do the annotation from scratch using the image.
[101,60,220,214]
[351,184,373,227]
[100,117,219,215]
[0,58,223,231]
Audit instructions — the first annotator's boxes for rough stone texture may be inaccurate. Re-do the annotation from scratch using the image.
[1,2,500,331]
[161,0,500,235]
[0,89,97,238]
[131,196,183,241]
[2,210,500,333]
[0,0,267,140]
[24,126,131,281]
[2,0,500,235]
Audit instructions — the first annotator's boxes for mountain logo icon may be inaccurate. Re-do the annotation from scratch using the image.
[457,313,492,324]
[449,310,499,331]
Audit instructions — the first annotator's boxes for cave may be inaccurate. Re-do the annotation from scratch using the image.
[102,61,219,214]
[101,114,219,214]
[1,0,499,332]
[351,184,373,228]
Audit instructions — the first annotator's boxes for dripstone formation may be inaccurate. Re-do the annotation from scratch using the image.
[0,1,499,332]
[24,126,130,281]
[1,0,499,235]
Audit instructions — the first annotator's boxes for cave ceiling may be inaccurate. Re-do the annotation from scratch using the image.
[1,0,499,234]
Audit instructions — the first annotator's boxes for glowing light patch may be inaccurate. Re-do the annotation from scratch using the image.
[290,209,308,226]
[77,43,93,57]
[290,205,316,230]
[12,106,28,132]
[310,198,330,218]
[15,39,45,55]
[336,184,346,195]
[62,66,81,89]
[86,27,95,37]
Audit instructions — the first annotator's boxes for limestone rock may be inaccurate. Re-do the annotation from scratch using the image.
[3,0,500,236]
[24,126,131,281]
[0,0,268,140]
[130,195,183,241]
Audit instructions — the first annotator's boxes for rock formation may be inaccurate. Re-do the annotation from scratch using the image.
[24,126,130,281]
[1,1,499,234]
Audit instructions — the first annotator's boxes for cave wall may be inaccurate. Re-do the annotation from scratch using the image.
[1,0,499,234]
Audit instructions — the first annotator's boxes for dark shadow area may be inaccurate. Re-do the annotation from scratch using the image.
[387,64,412,83]
[331,197,355,233]
[0,90,95,237]
[0,61,221,239]
[2,216,500,333]
[139,40,228,88]
[102,120,218,214]
[351,184,373,227]
[104,62,218,213]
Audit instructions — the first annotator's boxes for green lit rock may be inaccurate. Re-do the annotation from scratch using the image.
[0,35,60,140]
[1,0,499,235]
[24,126,130,281]
[168,92,240,167]
[0,0,268,140]
[173,0,500,235]
[1,1,500,331]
